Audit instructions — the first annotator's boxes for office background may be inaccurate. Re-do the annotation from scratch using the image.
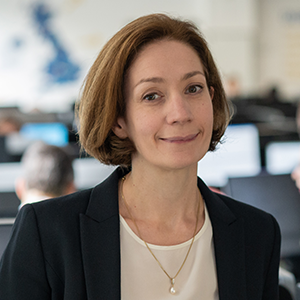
[0,0,300,111]
[1,0,300,298]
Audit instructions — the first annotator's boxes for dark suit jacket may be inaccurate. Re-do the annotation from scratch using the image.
[0,167,281,300]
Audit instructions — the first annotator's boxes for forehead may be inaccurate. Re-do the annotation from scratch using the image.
[126,39,204,81]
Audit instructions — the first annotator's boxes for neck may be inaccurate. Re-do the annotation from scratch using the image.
[21,189,54,207]
[128,164,198,215]
[119,162,204,245]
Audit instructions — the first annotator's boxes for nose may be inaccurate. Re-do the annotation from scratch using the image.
[165,93,192,125]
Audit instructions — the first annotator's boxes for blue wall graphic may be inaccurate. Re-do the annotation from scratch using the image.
[33,3,80,84]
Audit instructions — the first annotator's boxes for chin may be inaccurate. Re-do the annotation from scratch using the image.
[160,157,200,172]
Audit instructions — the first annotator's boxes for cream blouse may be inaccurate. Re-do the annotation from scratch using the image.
[120,205,219,299]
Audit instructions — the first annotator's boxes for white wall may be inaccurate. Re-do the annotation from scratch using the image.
[0,0,299,111]
[203,0,259,96]
[259,0,300,99]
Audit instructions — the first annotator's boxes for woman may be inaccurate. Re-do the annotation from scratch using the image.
[0,14,280,300]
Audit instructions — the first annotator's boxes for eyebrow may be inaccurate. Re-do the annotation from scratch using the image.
[182,71,205,81]
[134,77,164,88]
[134,70,205,88]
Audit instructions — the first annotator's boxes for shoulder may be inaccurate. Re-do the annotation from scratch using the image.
[26,166,125,217]
[219,192,277,224]
[16,189,93,239]
[29,188,93,215]
[18,167,125,231]
[198,177,280,239]
[199,177,278,223]
[209,192,281,244]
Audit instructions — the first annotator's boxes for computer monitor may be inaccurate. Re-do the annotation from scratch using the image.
[222,173,300,258]
[73,158,116,190]
[0,162,22,192]
[266,141,300,175]
[197,123,261,187]
[0,219,14,258]
[0,192,20,218]
[5,122,69,158]
[20,122,69,147]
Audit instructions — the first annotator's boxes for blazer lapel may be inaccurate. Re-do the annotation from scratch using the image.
[79,171,248,300]
[80,169,123,300]
[198,178,248,300]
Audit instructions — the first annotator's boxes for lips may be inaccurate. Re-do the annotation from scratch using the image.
[160,133,199,143]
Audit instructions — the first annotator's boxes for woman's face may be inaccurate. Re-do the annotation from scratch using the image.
[115,39,214,171]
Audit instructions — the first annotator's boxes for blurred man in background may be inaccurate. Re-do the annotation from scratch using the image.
[15,141,76,207]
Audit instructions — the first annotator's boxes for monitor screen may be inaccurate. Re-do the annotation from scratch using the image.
[20,122,69,147]
[266,141,300,175]
[197,123,261,187]
[73,158,116,190]
[0,221,14,259]
[222,173,300,257]
[0,192,20,218]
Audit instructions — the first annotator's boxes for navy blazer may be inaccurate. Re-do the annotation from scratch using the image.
[0,167,281,299]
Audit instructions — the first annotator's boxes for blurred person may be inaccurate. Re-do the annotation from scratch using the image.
[15,141,76,206]
[0,14,280,300]
[291,164,300,191]
[0,116,21,136]
[224,74,241,100]
[0,116,22,162]
[291,101,300,190]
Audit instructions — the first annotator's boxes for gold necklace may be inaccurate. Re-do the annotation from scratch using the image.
[121,176,201,295]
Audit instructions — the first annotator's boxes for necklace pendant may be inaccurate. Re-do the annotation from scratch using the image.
[169,278,176,295]
[169,286,176,295]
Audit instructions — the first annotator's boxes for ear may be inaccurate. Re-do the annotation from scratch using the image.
[65,181,77,195]
[112,117,128,139]
[209,86,214,100]
[15,178,26,202]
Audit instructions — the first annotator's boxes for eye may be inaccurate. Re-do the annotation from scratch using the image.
[143,93,160,101]
[185,85,202,94]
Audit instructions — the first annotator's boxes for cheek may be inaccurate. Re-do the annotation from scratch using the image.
[199,101,214,127]
[127,111,158,139]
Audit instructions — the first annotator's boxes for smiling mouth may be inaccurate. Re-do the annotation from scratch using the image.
[161,133,199,143]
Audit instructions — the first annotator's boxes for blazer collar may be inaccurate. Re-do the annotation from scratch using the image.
[198,177,248,300]
[80,167,126,300]
[84,167,126,222]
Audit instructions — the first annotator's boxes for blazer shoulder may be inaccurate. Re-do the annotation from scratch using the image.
[198,177,279,228]
[218,192,275,219]
[215,192,281,237]
[26,167,122,227]
[29,188,93,215]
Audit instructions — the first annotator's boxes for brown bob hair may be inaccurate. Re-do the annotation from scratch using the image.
[77,13,231,167]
